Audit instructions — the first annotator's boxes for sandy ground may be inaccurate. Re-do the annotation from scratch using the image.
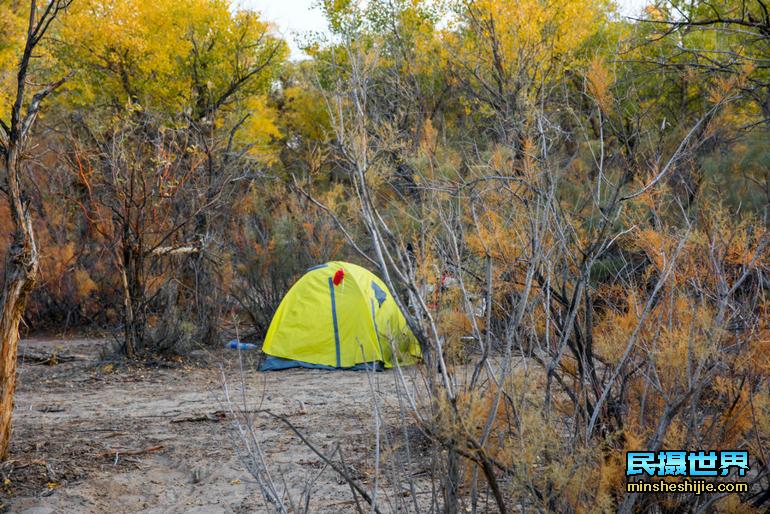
[3,338,430,513]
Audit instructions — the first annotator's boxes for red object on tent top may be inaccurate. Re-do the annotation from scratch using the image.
[333,268,345,286]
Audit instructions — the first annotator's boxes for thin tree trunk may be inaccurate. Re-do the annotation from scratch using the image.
[0,0,70,461]
[118,265,137,358]
[444,446,460,514]
[119,240,145,358]
[0,151,40,459]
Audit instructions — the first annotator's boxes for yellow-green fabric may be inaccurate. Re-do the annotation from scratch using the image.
[262,261,421,368]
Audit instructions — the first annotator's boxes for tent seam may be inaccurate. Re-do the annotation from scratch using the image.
[329,276,341,367]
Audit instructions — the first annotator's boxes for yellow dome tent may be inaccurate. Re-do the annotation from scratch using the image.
[259,261,421,371]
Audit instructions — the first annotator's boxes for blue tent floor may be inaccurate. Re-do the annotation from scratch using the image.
[260,356,384,372]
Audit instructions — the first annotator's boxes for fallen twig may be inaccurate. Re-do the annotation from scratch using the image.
[2,458,46,469]
[98,445,164,458]
[19,350,85,365]
[36,406,65,413]
[170,411,227,423]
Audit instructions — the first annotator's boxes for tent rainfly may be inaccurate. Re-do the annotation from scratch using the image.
[260,261,421,371]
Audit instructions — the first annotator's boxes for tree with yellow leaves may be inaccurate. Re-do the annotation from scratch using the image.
[53,0,288,355]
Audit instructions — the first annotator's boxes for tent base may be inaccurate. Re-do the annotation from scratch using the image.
[259,356,384,372]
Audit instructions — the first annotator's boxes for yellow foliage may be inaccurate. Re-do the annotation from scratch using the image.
[460,0,608,82]
[56,0,287,119]
[74,269,98,298]
[0,2,26,113]
[708,63,753,105]
[586,57,614,113]
[239,95,282,164]
[282,86,331,143]
[419,118,438,157]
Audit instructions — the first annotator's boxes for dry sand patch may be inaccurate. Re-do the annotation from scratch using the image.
[3,338,423,513]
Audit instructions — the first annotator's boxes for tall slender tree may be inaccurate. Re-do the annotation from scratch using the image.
[0,0,72,459]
